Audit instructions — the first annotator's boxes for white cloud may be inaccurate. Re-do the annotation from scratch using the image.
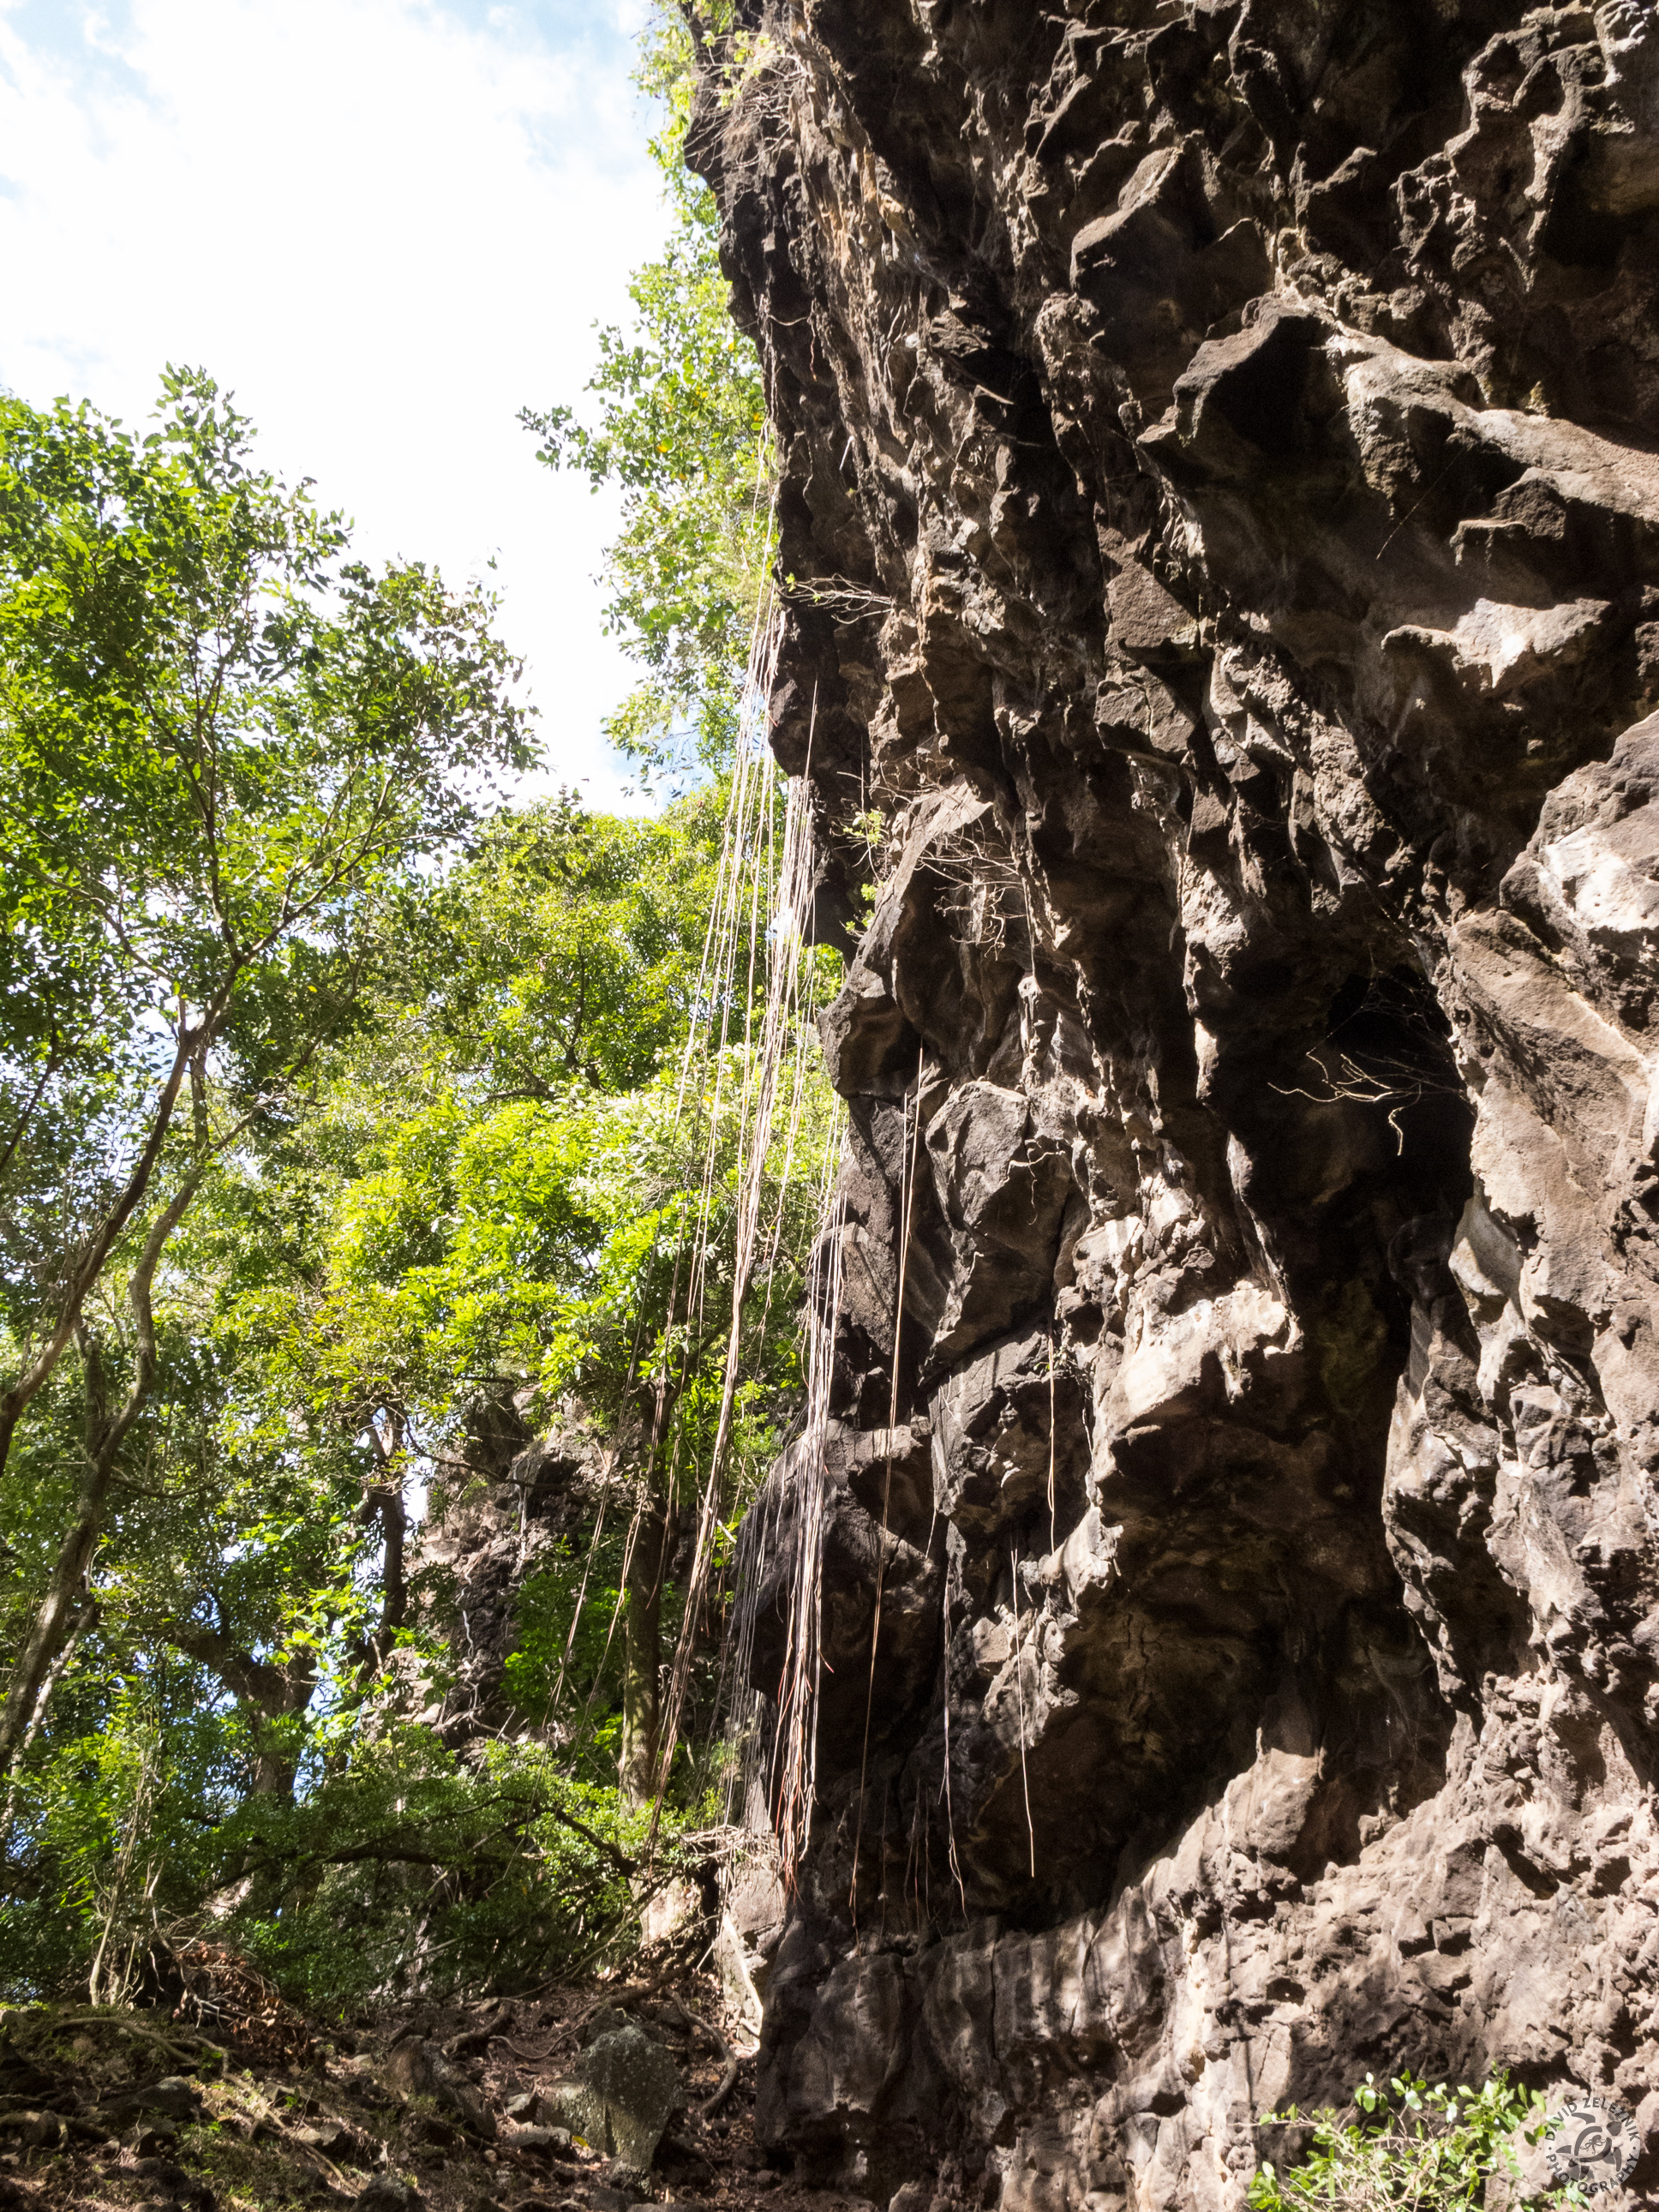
[0,0,670,807]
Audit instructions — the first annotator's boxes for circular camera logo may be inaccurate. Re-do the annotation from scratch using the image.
[1545,2096,1640,2197]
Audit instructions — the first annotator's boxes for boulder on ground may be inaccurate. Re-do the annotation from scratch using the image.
[353,2181,423,2212]
[101,2076,203,2128]
[291,2117,370,2163]
[538,2022,681,2171]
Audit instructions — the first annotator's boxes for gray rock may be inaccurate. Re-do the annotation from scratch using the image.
[102,2075,201,2130]
[292,2119,369,2164]
[538,2025,680,2172]
[353,2183,423,2212]
[712,1911,764,2044]
[694,0,1659,2205]
[145,2077,204,2120]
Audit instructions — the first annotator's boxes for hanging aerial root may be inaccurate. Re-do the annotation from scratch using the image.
[642,564,849,1852]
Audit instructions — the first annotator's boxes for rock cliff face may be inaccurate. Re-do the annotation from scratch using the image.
[692,4,1659,2206]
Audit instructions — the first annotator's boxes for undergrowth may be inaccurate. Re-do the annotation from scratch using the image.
[1252,2071,1589,2210]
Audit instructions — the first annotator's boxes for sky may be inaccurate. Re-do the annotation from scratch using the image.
[0,0,672,809]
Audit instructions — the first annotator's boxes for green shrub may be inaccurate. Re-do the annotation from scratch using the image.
[214,1726,692,2016]
[1251,2071,1586,2209]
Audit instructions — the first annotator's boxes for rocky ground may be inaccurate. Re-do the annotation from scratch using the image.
[3,1950,857,2212]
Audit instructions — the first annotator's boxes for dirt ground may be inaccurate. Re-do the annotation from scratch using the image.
[3,1951,871,2212]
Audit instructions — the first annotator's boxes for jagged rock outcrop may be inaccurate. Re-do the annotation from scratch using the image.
[697,4,1659,2207]
[406,1398,612,1741]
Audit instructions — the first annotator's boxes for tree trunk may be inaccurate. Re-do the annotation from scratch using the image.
[620,1487,669,1807]
[0,1020,202,1485]
[355,1413,409,1684]
[368,1452,408,1669]
[161,1620,317,1803]
[0,1168,201,1774]
[618,1364,681,1807]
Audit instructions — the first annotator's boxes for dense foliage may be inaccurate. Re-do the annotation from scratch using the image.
[0,363,534,1780]
[0,21,832,2011]
[1251,2073,1586,2209]
[0,645,830,2012]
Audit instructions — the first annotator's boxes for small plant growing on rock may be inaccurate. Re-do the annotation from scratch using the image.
[1250,2071,1586,2209]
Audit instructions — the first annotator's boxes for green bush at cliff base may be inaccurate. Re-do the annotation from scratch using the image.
[1250,2071,1587,2209]
[0,2,823,2018]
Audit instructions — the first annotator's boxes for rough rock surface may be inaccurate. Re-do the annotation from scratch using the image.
[693,3,1659,2207]
[541,2022,685,2173]
[404,1398,611,1741]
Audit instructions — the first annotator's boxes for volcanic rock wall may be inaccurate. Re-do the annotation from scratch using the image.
[695,4,1659,2206]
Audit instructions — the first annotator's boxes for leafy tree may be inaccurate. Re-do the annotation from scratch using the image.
[215,1729,673,2013]
[520,14,816,1795]
[0,10,835,2005]
[0,771,835,1999]
[522,15,772,790]
[410,788,733,1095]
[0,369,535,1770]
[261,789,835,1802]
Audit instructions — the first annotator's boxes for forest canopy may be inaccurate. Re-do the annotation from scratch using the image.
[0,14,835,2012]
[522,9,773,794]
